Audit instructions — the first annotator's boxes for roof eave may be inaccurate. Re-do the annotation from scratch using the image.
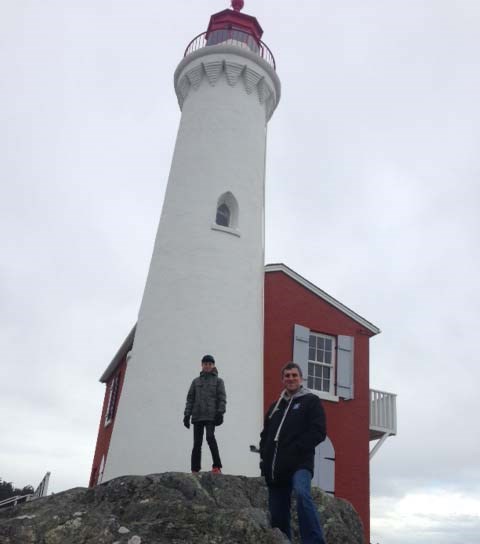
[264,263,381,336]
[99,325,136,383]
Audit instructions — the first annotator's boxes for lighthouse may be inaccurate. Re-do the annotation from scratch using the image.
[101,1,280,481]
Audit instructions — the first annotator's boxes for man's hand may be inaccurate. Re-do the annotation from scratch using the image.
[214,413,224,426]
[183,415,190,429]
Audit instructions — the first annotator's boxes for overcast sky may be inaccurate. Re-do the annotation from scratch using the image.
[1,1,479,543]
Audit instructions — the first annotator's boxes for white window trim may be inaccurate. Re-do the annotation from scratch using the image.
[310,390,339,403]
[308,331,336,397]
[211,224,241,237]
[98,455,106,485]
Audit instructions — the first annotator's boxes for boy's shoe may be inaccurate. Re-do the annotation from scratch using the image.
[211,467,222,474]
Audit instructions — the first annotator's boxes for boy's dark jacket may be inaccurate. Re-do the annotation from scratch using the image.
[184,367,226,423]
[260,387,326,486]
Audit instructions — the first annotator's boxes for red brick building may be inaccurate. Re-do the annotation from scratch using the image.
[263,264,398,540]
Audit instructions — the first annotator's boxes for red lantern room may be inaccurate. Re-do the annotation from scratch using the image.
[184,1,275,70]
[207,1,263,42]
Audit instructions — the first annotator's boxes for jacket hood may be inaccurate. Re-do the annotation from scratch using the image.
[269,386,311,420]
[290,386,312,399]
[281,385,311,400]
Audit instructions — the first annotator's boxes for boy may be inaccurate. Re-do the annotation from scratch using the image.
[183,354,227,473]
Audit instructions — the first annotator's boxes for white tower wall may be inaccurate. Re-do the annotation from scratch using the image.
[103,45,280,481]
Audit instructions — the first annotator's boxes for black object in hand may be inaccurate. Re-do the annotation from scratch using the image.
[214,413,224,426]
[183,415,190,429]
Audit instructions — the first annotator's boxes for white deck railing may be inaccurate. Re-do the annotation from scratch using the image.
[0,494,31,509]
[370,389,397,435]
[0,472,50,510]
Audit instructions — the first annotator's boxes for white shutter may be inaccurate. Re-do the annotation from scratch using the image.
[337,335,354,399]
[293,324,310,386]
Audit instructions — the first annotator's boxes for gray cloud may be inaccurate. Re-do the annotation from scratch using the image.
[1,2,479,542]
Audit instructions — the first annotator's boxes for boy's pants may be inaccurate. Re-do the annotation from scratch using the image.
[191,421,222,471]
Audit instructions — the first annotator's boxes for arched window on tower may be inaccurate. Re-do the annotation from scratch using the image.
[212,192,240,236]
[216,203,231,227]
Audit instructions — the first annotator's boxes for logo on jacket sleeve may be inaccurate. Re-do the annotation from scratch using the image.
[293,403,301,410]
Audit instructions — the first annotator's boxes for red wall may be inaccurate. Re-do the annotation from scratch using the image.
[89,357,128,487]
[264,271,373,542]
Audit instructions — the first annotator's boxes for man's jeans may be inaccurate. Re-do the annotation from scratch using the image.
[268,469,326,544]
[191,422,222,471]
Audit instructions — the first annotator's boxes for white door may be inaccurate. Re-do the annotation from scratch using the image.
[312,436,335,494]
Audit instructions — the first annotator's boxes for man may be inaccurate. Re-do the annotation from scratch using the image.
[260,362,327,544]
[183,354,226,474]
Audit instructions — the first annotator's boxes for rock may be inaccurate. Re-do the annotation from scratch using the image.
[0,473,364,543]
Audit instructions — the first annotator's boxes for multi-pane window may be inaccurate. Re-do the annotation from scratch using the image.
[308,333,335,395]
[104,373,121,425]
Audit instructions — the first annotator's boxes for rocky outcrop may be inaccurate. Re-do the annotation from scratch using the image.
[0,473,364,544]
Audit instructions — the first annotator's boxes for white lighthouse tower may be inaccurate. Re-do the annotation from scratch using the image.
[102,1,280,481]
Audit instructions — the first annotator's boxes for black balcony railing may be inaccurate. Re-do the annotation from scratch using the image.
[184,29,276,70]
